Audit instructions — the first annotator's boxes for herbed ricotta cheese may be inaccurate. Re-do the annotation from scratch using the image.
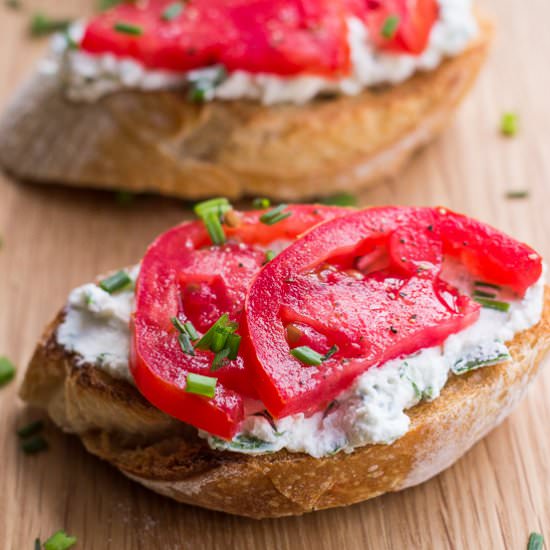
[43,0,477,104]
[55,261,545,458]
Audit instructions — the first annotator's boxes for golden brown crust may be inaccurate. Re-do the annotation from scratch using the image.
[0,18,492,201]
[20,286,550,519]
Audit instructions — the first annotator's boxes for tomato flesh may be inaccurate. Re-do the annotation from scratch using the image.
[130,205,347,438]
[82,0,350,76]
[244,207,542,418]
[81,0,438,76]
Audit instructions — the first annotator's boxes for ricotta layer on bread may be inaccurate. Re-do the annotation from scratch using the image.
[55,261,545,458]
[43,0,477,104]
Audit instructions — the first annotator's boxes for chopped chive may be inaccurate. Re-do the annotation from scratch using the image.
[17,420,44,438]
[22,435,49,454]
[381,15,400,39]
[226,333,241,360]
[183,321,200,341]
[291,346,324,366]
[501,112,519,137]
[252,197,271,209]
[115,190,135,205]
[474,297,510,312]
[171,316,187,334]
[194,197,231,218]
[114,21,143,36]
[185,373,217,398]
[211,348,230,371]
[98,0,123,11]
[259,204,291,226]
[44,530,77,550]
[162,2,184,21]
[473,289,497,299]
[195,314,237,351]
[527,533,544,550]
[0,356,16,386]
[188,84,207,102]
[178,332,195,356]
[320,193,357,207]
[323,345,339,361]
[210,329,229,353]
[30,13,71,37]
[194,198,231,245]
[264,250,275,263]
[506,190,529,199]
[98,270,132,294]
[474,280,502,291]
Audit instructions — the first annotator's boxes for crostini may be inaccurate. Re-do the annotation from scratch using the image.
[0,0,491,200]
[21,202,549,518]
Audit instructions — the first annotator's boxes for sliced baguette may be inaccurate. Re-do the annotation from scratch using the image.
[0,18,491,201]
[20,286,550,519]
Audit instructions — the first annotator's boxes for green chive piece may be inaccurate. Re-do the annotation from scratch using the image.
[98,270,132,294]
[211,348,230,371]
[184,321,200,341]
[98,0,123,11]
[226,333,241,360]
[323,345,339,361]
[22,435,49,454]
[30,13,71,37]
[501,112,519,137]
[194,197,231,245]
[171,316,187,334]
[44,530,77,550]
[474,281,502,291]
[178,332,195,356]
[264,250,275,263]
[185,373,217,398]
[188,84,207,102]
[35,538,41,550]
[473,289,497,299]
[210,329,229,353]
[381,15,400,39]
[252,197,271,209]
[115,190,135,205]
[114,22,143,36]
[0,356,16,386]
[260,204,292,226]
[291,346,324,366]
[506,190,529,199]
[474,298,510,312]
[162,2,184,21]
[527,533,544,550]
[195,314,237,351]
[6,0,21,10]
[320,193,357,207]
[17,420,44,438]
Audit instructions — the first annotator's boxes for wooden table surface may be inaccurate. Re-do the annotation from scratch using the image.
[1,1,550,548]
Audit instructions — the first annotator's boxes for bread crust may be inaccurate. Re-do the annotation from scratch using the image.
[20,287,550,519]
[0,18,491,201]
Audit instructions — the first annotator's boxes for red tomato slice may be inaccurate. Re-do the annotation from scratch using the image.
[243,207,542,418]
[131,205,348,438]
[349,0,439,55]
[82,0,350,76]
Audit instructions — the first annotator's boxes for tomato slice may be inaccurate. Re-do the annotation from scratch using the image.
[81,0,350,76]
[348,0,438,55]
[243,207,542,418]
[130,205,348,438]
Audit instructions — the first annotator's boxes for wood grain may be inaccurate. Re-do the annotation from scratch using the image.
[0,0,549,548]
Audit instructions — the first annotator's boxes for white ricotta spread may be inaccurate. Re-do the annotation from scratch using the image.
[42,0,477,104]
[55,260,545,458]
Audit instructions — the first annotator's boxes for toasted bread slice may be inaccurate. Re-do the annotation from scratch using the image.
[20,286,550,519]
[0,18,491,201]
